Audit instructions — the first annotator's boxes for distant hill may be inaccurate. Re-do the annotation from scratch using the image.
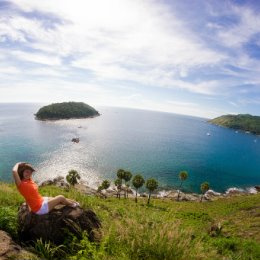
[35,102,100,120]
[209,114,260,134]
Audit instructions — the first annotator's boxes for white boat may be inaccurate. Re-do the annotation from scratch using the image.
[206,132,211,136]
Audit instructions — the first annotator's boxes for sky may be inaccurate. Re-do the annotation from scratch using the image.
[0,0,260,118]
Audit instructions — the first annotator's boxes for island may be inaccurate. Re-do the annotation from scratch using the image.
[35,102,100,120]
[209,114,260,134]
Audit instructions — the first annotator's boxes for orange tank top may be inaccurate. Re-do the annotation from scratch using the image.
[18,179,44,213]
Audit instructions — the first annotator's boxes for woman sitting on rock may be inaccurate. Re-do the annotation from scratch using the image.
[12,162,79,215]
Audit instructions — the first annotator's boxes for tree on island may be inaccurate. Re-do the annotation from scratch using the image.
[35,102,100,120]
[66,170,80,186]
[132,174,145,203]
[200,182,210,202]
[146,178,159,205]
[115,178,122,199]
[177,171,188,201]
[98,180,110,193]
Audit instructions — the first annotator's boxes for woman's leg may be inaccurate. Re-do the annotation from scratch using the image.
[47,195,78,212]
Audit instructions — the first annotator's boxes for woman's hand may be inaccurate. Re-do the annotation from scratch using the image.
[12,162,24,172]
[12,162,24,187]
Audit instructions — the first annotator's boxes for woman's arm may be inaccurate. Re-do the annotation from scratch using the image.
[12,162,22,187]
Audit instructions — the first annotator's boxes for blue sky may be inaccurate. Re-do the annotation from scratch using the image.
[0,0,260,118]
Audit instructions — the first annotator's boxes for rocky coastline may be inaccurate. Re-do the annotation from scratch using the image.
[40,176,260,202]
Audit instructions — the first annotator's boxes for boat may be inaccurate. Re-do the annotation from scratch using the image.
[206,132,211,136]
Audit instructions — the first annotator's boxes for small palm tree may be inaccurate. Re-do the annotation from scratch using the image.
[66,170,80,186]
[132,174,145,203]
[123,171,132,198]
[146,178,158,205]
[114,178,122,199]
[200,182,210,202]
[177,171,188,201]
[98,180,110,192]
[117,169,125,180]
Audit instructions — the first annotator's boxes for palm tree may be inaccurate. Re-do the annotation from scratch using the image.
[117,169,125,180]
[200,182,210,202]
[132,174,145,203]
[98,180,110,192]
[146,178,158,205]
[114,178,122,199]
[177,171,188,201]
[123,171,132,198]
[66,170,80,186]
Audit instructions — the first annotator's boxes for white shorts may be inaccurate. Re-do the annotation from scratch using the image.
[36,197,49,215]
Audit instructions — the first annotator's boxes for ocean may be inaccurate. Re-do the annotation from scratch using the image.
[0,103,259,193]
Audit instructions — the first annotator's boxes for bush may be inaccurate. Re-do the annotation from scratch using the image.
[0,206,18,238]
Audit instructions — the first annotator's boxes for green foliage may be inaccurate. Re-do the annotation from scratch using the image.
[209,114,260,134]
[116,169,125,180]
[31,238,66,260]
[179,171,188,181]
[132,174,145,203]
[146,178,158,192]
[35,102,100,120]
[66,170,80,186]
[124,171,132,183]
[146,178,159,205]
[98,180,110,192]
[0,206,18,238]
[200,182,210,202]
[1,183,260,260]
[114,178,122,199]
[114,178,122,187]
[132,174,145,190]
[200,182,210,193]
[210,237,260,260]
[177,171,188,201]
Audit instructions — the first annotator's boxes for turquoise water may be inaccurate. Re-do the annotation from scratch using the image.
[0,103,259,193]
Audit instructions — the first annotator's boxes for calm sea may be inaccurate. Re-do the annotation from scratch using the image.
[0,103,259,193]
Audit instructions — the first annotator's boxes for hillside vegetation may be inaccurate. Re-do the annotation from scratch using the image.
[35,102,100,120]
[209,114,260,134]
[0,183,259,260]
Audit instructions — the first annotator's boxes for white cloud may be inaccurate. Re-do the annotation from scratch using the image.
[0,66,21,74]
[4,1,225,85]
[0,0,259,117]
[217,6,260,48]
[11,50,61,66]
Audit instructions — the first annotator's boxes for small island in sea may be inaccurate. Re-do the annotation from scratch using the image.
[35,101,100,120]
[209,114,260,134]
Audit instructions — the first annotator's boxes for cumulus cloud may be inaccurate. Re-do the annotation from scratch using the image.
[0,0,259,116]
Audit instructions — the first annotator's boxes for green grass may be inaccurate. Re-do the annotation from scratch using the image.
[0,182,259,260]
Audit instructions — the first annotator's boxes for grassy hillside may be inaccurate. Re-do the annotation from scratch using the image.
[209,114,260,134]
[35,102,100,120]
[0,183,259,260]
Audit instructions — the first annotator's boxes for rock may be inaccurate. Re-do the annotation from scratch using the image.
[0,230,36,260]
[40,176,69,188]
[74,184,97,195]
[226,187,245,196]
[165,191,199,201]
[206,190,221,196]
[255,186,260,192]
[18,203,102,245]
[72,137,80,143]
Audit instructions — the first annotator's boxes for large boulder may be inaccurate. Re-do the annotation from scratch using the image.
[40,176,69,189]
[18,203,102,245]
[0,230,36,260]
